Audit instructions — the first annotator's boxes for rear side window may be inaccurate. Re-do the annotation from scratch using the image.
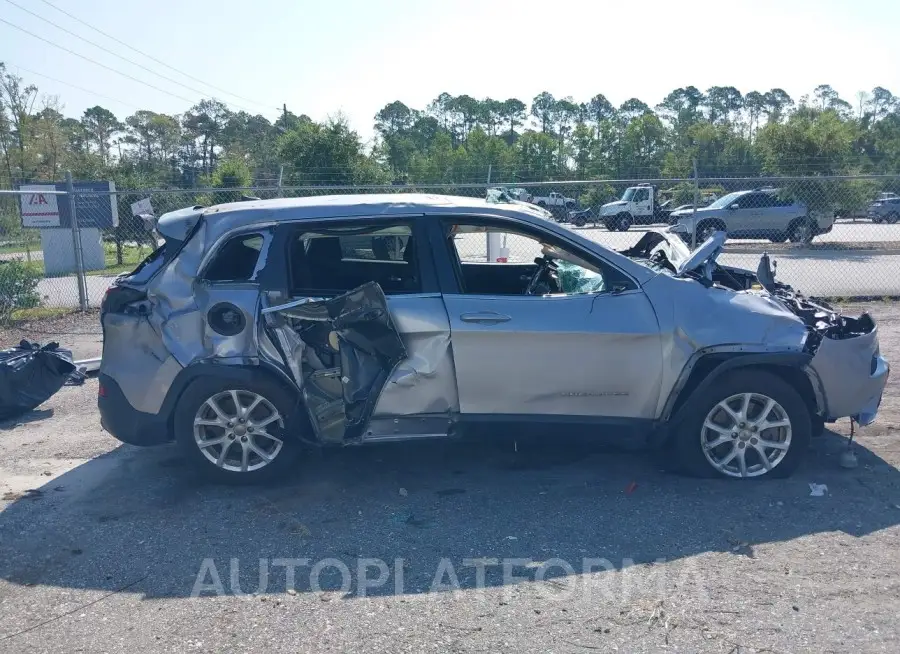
[289,224,420,295]
[204,233,265,282]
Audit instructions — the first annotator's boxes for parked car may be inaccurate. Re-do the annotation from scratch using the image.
[868,196,900,224]
[98,195,888,482]
[669,189,833,244]
[566,207,596,227]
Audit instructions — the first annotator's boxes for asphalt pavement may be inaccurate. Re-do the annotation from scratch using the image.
[1,303,899,652]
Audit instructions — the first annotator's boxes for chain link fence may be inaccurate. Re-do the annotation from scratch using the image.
[1,174,899,322]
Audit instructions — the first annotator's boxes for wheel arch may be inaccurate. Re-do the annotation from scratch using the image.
[696,216,727,231]
[660,351,819,433]
[162,360,303,437]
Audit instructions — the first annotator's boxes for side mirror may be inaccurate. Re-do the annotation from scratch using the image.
[729,203,740,210]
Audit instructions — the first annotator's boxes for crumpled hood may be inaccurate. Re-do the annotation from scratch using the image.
[674,231,727,275]
[633,229,726,276]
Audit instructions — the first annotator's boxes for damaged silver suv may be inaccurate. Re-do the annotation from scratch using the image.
[98,195,889,482]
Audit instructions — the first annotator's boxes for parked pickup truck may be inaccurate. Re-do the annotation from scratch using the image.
[532,191,577,210]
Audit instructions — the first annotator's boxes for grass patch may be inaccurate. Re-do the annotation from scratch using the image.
[96,242,149,276]
[7,306,74,322]
[21,242,149,277]
[0,242,39,256]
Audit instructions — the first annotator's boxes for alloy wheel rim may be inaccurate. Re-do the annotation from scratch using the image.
[193,390,284,473]
[700,392,792,478]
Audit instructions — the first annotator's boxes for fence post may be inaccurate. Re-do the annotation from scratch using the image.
[485,164,501,261]
[277,165,284,198]
[691,158,699,250]
[65,171,88,311]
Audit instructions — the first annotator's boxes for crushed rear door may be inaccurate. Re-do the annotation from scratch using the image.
[262,282,407,443]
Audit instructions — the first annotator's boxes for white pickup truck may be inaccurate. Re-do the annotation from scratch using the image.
[532,191,577,210]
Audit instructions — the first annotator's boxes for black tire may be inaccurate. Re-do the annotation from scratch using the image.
[788,219,815,244]
[536,201,547,208]
[573,215,587,227]
[811,415,826,438]
[872,216,884,224]
[615,213,632,231]
[887,212,900,225]
[174,374,304,484]
[668,369,811,480]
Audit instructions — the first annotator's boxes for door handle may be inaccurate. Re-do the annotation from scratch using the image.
[460,311,511,324]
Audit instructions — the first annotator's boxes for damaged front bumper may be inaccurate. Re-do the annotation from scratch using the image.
[806,318,890,425]
[778,294,890,425]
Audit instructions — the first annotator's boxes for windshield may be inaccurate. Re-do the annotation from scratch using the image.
[621,188,636,202]
[707,191,746,209]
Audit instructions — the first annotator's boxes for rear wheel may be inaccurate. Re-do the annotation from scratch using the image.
[573,215,587,227]
[174,375,303,484]
[886,212,900,225]
[670,370,811,479]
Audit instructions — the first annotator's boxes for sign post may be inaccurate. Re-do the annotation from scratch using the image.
[66,172,88,311]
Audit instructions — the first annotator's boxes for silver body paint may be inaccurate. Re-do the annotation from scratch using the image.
[99,194,889,443]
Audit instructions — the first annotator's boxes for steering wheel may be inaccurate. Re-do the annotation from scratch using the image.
[523,256,555,295]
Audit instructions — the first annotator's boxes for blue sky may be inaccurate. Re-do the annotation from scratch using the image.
[2,0,899,141]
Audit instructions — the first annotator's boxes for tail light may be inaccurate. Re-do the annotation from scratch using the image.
[101,285,147,314]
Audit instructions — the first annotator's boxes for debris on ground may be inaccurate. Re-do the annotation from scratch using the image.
[839,449,859,469]
[809,483,829,497]
[399,487,408,497]
[0,340,77,420]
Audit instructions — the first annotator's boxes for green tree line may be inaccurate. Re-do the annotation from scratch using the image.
[2,60,899,191]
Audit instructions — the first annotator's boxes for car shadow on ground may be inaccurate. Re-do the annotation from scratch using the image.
[1,429,898,603]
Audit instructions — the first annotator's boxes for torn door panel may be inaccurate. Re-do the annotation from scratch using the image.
[373,295,459,416]
[265,282,407,444]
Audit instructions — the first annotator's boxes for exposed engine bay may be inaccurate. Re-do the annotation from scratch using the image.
[621,231,876,355]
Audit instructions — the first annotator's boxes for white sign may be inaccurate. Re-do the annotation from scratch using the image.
[131,197,154,217]
[19,185,61,227]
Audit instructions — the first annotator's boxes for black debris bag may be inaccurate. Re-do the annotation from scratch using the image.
[0,340,77,419]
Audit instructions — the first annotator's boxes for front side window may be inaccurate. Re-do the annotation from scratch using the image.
[289,224,419,295]
[632,188,650,203]
[445,222,624,296]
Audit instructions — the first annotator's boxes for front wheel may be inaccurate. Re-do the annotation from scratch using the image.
[615,213,632,231]
[886,212,900,225]
[670,370,811,479]
[694,221,721,243]
[174,375,303,484]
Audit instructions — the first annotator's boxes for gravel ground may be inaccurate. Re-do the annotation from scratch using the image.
[0,303,898,653]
